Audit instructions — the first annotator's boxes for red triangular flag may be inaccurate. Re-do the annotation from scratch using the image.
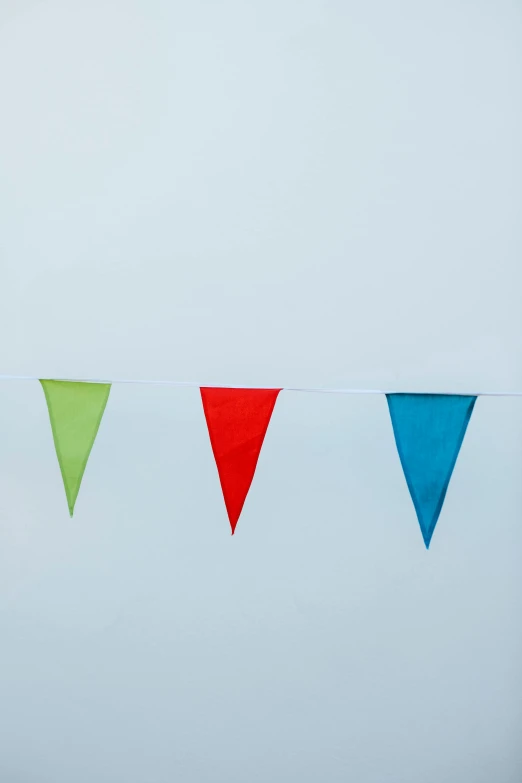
[200,387,281,533]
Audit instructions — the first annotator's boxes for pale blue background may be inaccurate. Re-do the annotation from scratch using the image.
[0,1,521,781]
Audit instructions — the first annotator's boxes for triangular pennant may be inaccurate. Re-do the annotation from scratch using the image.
[40,380,111,516]
[200,387,281,533]
[386,393,476,548]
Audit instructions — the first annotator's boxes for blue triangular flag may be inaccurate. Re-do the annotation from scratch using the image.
[386,394,476,548]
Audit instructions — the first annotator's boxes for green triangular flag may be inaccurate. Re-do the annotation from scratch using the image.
[40,380,111,516]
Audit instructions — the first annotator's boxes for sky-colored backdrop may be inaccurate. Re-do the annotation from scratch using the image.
[0,1,521,781]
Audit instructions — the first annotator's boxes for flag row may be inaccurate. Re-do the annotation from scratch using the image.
[34,380,480,548]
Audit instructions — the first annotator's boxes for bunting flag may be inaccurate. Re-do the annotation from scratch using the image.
[40,380,111,516]
[200,387,281,533]
[0,371,511,546]
[386,393,476,548]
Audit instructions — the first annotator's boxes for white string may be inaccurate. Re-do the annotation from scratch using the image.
[0,374,521,396]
